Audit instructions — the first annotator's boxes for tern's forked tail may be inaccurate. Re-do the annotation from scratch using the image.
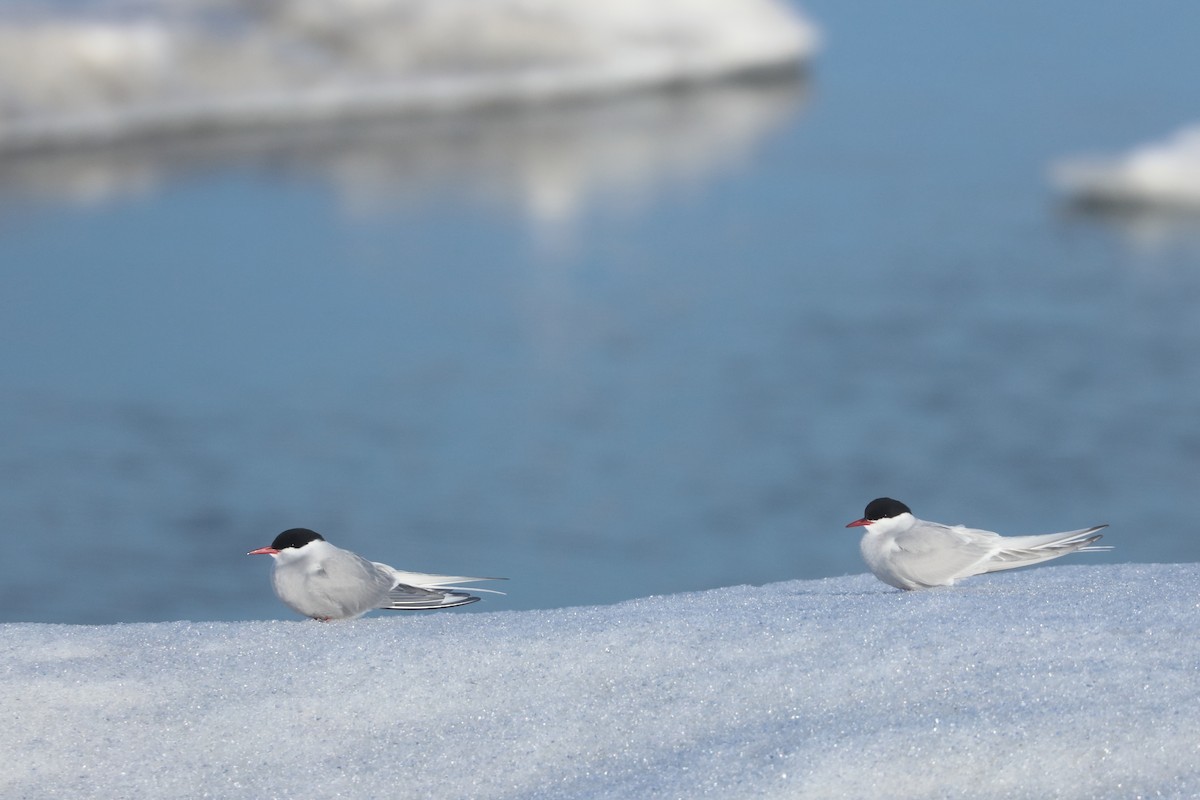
[984,524,1110,573]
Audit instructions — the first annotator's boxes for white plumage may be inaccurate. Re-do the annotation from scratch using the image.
[847,498,1109,590]
[250,528,502,620]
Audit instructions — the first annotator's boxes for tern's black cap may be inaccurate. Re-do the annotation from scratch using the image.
[271,528,325,551]
[862,498,912,521]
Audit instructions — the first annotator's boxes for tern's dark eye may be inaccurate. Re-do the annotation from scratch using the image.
[863,497,912,521]
[270,528,325,550]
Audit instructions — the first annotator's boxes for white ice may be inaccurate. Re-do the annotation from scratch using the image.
[0,0,818,150]
[1052,125,1200,209]
[3,563,1197,798]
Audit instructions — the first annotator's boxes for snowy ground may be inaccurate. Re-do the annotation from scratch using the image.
[3,564,1197,799]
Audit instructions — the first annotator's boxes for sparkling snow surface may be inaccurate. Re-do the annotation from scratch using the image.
[3,564,1197,798]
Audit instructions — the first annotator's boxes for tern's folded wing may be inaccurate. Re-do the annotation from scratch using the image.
[890,523,999,588]
[381,583,481,611]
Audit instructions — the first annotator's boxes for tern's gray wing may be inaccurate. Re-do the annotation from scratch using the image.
[889,521,1001,588]
[382,583,481,611]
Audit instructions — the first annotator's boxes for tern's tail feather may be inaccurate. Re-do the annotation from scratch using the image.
[384,568,507,590]
[983,524,1109,574]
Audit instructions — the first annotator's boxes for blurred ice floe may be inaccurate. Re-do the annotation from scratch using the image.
[0,0,819,151]
[1052,125,1200,253]
[1052,125,1200,210]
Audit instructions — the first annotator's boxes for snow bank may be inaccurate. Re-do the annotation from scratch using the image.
[3,564,1197,798]
[1052,125,1200,209]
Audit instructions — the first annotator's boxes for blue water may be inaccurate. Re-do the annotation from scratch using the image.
[3,1,1200,623]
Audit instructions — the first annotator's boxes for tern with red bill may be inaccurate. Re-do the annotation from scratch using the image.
[846,497,1109,590]
[249,528,503,620]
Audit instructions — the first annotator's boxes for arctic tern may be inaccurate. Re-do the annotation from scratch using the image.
[249,528,503,620]
[846,497,1109,590]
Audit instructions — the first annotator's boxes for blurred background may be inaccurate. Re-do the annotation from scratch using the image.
[2,0,1198,623]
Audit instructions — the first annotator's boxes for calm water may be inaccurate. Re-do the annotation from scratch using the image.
[3,0,1199,623]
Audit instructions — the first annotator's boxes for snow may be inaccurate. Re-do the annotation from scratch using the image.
[3,564,1197,798]
[1052,125,1200,209]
